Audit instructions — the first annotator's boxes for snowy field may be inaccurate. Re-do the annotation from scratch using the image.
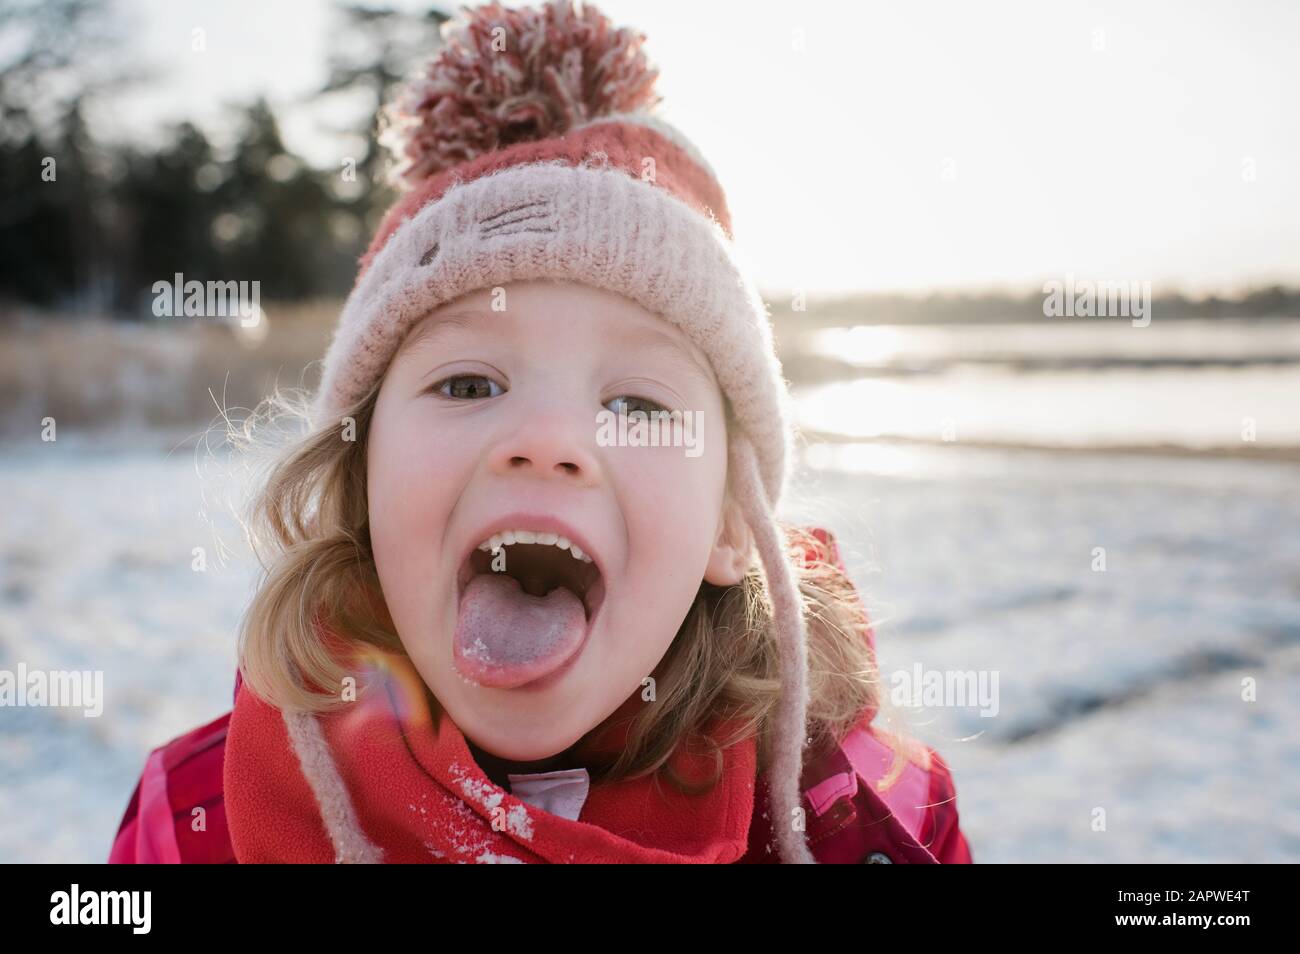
[2,437,1297,863]
[783,446,1300,863]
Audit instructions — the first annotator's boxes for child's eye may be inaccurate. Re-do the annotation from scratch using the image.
[606,395,670,416]
[433,374,503,400]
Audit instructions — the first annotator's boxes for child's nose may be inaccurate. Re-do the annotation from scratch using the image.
[488,407,602,485]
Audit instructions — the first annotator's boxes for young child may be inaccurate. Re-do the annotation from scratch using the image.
[109,0,971,864]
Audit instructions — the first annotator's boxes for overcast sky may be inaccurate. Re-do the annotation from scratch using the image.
[110,0,1300,297]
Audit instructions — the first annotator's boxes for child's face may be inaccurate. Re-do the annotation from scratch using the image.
[367,280,753,765]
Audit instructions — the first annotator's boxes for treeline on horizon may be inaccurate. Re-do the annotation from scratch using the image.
[0,0,451,318]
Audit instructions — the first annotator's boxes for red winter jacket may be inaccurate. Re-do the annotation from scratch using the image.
[109,528,973,864]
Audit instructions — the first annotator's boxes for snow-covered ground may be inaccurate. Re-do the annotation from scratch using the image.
[784,446,1300,862]
[0,439,250,863]
[1,439,1298,862]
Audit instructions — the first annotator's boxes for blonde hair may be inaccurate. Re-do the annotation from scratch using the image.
[233,382,925,798]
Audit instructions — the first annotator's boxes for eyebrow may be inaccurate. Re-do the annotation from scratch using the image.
[622,323,717,392]
[400,310,483,356]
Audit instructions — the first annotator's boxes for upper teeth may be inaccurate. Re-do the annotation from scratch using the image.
[476,530,593,563]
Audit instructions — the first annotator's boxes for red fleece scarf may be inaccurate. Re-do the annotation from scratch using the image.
[224,648,758,863]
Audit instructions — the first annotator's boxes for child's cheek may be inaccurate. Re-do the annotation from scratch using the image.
[367,405,462,598]
[614,440,724,513]
[371,401,466,524]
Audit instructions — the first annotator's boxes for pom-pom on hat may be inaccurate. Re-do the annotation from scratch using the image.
[310,0,816,863]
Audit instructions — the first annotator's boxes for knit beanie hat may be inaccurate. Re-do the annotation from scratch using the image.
[314,0,815,864]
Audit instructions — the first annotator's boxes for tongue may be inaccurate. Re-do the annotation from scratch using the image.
[454,573,588,688]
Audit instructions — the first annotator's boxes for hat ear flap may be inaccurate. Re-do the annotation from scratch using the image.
[727,433,817,864]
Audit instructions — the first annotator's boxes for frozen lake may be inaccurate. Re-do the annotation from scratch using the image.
[797,319,1300,449]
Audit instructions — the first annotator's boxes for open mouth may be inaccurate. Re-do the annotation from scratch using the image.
[452,528,607,690]
[457,537,606,622]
